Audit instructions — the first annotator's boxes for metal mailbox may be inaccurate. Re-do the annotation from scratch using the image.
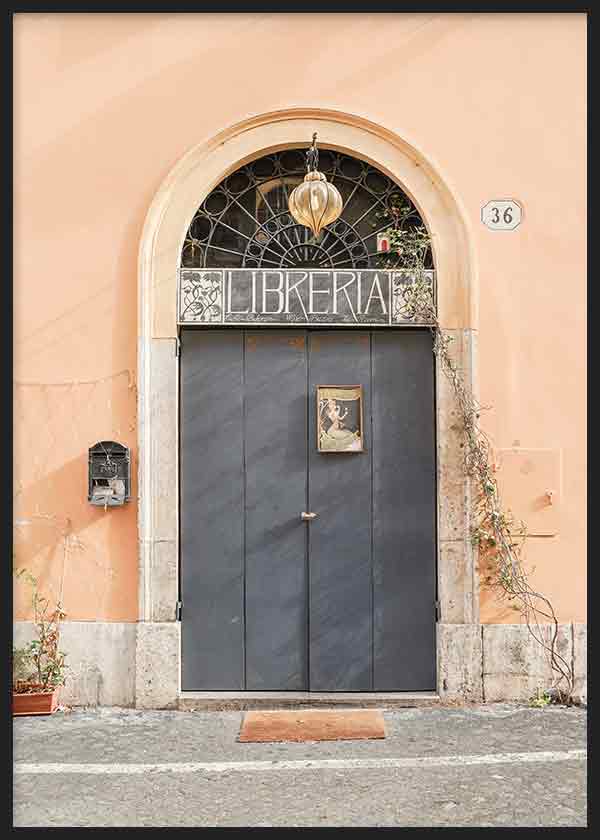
[88,441,131,507]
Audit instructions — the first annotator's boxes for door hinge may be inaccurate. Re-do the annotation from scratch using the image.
[176,600,183,621]
[435,600,441,621]
[175,337,181,357]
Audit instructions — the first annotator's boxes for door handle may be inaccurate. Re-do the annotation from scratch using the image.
[301,512,318,521]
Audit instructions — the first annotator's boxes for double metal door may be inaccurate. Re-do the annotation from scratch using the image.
[180,329,436,691]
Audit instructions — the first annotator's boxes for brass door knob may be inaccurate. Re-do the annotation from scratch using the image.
[301,512,318,521]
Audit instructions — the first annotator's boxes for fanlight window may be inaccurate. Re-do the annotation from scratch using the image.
[181,149,432,270]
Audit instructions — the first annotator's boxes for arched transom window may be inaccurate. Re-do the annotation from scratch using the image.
[181,148,431,270]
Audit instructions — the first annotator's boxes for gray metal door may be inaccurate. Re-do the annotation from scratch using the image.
[180,329,436,691]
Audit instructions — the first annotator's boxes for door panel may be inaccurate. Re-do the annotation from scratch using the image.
[308,332,373,690]
[244,332,308,689]
[180,330,245,690]
[372,331,437,690]
[180,328,437,692]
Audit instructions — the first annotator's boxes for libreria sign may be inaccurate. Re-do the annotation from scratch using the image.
[178,269,435,326]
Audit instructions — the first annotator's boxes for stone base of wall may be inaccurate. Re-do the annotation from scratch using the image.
[572,623,587,705]
[482,623,571,702]
[135,622,180,709]
[13,621,138,707]
[437,623,483,701]
[439,622,587,704]
[13,621,586,708]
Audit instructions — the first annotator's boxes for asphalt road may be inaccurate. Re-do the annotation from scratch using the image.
[13,704,587,827]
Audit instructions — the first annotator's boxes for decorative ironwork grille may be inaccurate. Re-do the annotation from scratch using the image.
[181,149,433,270]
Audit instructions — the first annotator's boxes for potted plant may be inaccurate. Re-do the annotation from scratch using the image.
[13,568,67,716]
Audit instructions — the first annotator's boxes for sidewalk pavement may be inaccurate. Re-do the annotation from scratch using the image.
[13,703,587,827]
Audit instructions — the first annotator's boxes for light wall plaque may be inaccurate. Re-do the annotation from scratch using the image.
[481,199,523,231]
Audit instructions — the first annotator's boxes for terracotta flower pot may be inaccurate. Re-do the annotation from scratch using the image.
[12,686,60,716]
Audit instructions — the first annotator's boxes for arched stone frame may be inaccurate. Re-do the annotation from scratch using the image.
[135,108,481,708]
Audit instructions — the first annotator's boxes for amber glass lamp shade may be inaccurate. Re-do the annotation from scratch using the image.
[288,170,344,238]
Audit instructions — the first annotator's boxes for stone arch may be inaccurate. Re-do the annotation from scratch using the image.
[135,108,479,707]
[141,108,477,338]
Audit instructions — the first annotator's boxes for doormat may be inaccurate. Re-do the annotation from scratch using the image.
[238,709,386,743]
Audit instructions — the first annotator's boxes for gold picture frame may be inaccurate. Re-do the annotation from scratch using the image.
[317,385,364,453]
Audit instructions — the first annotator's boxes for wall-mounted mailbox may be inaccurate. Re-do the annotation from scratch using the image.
[88,441,131,507]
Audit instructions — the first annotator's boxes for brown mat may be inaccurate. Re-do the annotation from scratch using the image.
[238,709,386,743]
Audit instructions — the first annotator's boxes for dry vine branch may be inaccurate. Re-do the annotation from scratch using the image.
[380,217,574,702]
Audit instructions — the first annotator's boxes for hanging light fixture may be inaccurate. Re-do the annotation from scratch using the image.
[288,133,344,237]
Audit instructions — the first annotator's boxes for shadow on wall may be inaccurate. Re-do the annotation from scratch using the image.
[479,582,522,623]
[14,186,141,623]
[13,447,138,623]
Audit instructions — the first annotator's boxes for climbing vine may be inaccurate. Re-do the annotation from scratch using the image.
[377,197,574,702]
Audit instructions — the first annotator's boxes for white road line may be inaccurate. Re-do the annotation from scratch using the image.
[14,750,586,775]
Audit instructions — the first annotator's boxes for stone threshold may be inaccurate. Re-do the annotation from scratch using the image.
[178,691,440,711]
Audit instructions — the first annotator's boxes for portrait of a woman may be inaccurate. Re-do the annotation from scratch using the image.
[317,386,363,452]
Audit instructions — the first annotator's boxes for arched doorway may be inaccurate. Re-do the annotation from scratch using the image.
[179,149,437,691]
[136,109,478,708]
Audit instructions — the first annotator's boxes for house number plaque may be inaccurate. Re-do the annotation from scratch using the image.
[481,199,523,231]
[178,268,435,327]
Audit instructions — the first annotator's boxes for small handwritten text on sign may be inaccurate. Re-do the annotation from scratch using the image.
[481,200,522,231]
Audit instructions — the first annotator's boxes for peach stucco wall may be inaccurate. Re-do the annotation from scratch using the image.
[13,12,586,622]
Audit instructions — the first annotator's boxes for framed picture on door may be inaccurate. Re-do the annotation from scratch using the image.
[317,385,364,453]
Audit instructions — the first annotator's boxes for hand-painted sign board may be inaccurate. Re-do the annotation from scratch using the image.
[178,268,435,327]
